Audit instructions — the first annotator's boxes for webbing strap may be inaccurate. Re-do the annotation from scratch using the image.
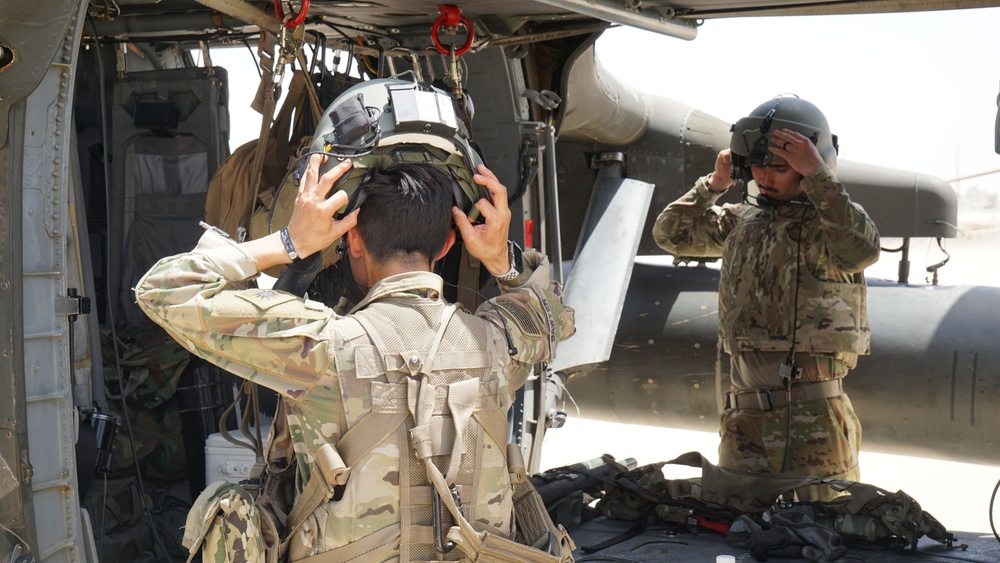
[408,484,471,506]
[424,305,459,374]
[383,350,490,373]
[726,379,843,411]
[475,410,511,466]
[406,525,438,545]
[284,443,350,541]
[456,245,481,312]
[406,305,459,460]
[291,522,400,563]
[445,378,480,480]
[245,34,279,238]
[337,411,409,468]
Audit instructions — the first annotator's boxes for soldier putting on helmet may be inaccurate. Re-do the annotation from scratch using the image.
[135,97,576,560]
[653,97,880,501]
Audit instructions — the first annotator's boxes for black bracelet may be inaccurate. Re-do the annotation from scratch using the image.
[279,227,301,262]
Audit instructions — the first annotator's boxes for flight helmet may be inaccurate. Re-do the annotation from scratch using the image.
[729,95,839,186]
[267,79,489,294]
[309,78,487,219]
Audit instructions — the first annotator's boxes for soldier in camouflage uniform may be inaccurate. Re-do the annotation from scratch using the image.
[652,97,879,501]
[136,155,575,561]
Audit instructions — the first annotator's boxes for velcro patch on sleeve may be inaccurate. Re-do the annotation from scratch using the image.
[235,289,298,311]
[211,289,327,319]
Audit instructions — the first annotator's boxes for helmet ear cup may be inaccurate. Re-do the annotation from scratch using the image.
[340,173,371,216]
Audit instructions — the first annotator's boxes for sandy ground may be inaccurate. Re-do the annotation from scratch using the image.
[540,208,1000,536]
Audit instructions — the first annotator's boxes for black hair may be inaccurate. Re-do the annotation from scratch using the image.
[355,162,455,265]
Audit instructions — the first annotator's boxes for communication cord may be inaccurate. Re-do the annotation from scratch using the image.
[779,204,810,474]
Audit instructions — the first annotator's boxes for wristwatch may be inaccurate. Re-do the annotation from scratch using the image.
[495,240,523,282]
[279,227,302,262]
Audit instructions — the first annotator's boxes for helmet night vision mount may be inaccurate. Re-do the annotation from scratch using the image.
[729,96,839,205]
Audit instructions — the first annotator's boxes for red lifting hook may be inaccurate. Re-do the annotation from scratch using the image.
[431,5,475,56]
[274,0,310,28]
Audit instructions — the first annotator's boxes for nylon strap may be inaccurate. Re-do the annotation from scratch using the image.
[383,350,490,373]
[283,442,350,542]
[726,379,843,411]
[337,411,409,468]
[456,245,481,312]
[445,378,480,479]
[291,522,400,563]
[244,34,278,239]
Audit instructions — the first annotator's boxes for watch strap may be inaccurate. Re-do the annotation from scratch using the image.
[494,265,520,282]
[495,240,522,282]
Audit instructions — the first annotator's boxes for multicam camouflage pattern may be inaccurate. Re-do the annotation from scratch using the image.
[183,480,267,562]
[653,166,877,498]
[718,374,862,501]
[653,166,880,357]
[718,353,863,503]
[814,484,955,546]
[135,229,574,561]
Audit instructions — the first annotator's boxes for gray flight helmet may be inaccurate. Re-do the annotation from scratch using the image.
[307,78,488,219]
[729,96,839,185]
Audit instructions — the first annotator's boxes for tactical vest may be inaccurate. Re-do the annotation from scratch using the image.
[287,301,572,562]
[718,204,870,356]
[183,285,572,563]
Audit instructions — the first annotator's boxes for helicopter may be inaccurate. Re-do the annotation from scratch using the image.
[3,0,1000,561]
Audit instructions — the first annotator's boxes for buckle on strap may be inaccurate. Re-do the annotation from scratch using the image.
[724,389,776,411]
[726,380,844,412]
[756,389,774,412]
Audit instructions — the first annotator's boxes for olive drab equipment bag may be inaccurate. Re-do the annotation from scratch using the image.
[587,451,955,558]
[203,69,321,250]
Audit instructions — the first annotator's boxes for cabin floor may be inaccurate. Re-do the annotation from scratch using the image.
[568,516,1000,562]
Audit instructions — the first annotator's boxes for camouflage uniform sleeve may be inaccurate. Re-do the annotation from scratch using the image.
[652,175,740,258]
[476,248,575,398]
[801,165,881,272]
[134,229,339,399]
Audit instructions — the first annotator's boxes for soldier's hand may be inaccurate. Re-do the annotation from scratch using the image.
[452,165,511,276]
[708,149,734,193]
[771,129,826,177]
[287,154,359,257]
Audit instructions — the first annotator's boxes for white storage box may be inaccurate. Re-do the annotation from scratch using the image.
[204,428,269,484]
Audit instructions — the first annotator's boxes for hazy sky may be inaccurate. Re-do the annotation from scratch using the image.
[597,7,1000,189]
